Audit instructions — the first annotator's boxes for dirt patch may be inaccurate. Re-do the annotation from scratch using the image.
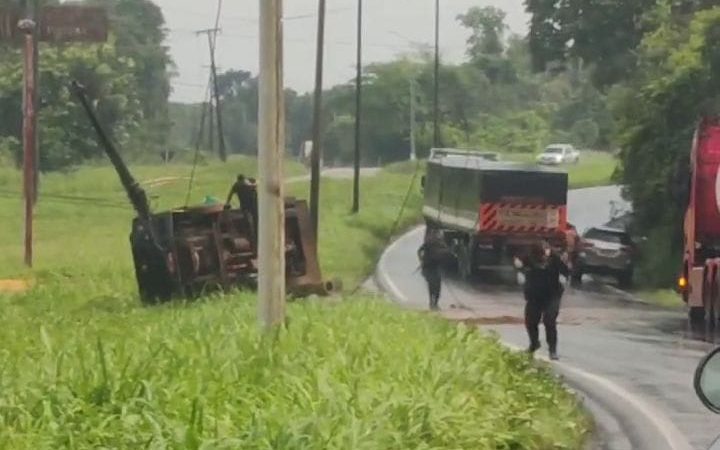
[0,279,30,294]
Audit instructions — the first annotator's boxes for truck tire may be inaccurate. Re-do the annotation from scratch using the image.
[457,245,473,281]
[571,270,583,286]
[706,280,718,330]
[689,307,706,325]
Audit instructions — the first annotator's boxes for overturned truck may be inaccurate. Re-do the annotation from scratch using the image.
[422,149,571,280]
[71,81,331,304]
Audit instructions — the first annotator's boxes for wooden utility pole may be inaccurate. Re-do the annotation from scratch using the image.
[433,0,440,148]
[352,0,362,214]
[258,0,286,330]
[19,17,36,267]
[310,0,326,235]
[1,4,108,268]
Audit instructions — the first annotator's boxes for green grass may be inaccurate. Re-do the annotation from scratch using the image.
[636,289,684,309]
[506,151,617,189]
[0,159,590,448]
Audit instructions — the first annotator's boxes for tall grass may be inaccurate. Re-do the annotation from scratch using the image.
[0,160,590,449]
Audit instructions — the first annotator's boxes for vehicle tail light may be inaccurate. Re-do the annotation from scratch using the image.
[678,276,688,290]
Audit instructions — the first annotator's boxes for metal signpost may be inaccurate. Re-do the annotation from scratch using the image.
[0,5,107,267]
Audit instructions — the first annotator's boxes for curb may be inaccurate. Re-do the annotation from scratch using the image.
[374,227,694,450]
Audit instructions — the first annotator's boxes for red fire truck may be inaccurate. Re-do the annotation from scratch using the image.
[678,117,720,325]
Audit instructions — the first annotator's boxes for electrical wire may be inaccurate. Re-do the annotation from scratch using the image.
[184,0,223,207]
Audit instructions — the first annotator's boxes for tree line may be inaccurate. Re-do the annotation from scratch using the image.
[171,7,615,167]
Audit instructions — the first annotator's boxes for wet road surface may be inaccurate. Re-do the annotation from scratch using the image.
[379,186,720,450]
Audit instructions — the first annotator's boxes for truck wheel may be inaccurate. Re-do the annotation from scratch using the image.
[571,270,583,286]
[458,246,473,281]
[689,307,706,325]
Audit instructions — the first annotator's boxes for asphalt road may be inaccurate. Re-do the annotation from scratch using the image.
[378,186,720,450]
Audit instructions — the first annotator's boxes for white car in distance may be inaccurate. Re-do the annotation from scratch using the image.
[536,144,580,165]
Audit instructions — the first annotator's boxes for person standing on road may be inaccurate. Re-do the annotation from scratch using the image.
[417,229,449,311]
[515,241,570,360]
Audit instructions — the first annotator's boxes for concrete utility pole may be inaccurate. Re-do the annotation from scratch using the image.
[352,0,362,214]
[198,27,227,161]
[409,79,417,161]
[310,0,326,235]
[433,0,441,148]
[257,0,286,330]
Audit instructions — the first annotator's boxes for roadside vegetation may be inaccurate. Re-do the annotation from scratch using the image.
[0,161,590,448]
[525,2,720,289]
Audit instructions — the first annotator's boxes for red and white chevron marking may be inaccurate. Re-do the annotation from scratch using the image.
[478,203,567,233]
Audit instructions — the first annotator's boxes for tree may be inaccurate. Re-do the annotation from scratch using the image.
[615,7,720,285]
[458,6,508,58]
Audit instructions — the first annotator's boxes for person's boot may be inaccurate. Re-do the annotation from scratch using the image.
[549,349,559,361]
[527,342,541,354]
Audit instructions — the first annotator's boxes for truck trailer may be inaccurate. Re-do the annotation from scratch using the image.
[421,148,571,280]
[679,116,720,326]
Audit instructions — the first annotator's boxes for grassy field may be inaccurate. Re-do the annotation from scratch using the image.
[507,150,617,189]
[0,158,591,448]
[635,289,684,309]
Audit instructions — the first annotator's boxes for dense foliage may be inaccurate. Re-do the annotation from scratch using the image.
[0,0,172,171]
[171,6,615,166]
[524,0,720,286]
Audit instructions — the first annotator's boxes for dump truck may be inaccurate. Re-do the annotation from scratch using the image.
[71,81,332,304]
[678,116,720,326]
[421,148,571,280]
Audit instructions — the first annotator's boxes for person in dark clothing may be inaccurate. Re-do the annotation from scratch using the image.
[418,229,449,311]
[225,175,259,233]
[515,241,570,360]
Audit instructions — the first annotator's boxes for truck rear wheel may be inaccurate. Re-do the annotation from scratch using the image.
[690,307,706,325]
[457,245,474,281]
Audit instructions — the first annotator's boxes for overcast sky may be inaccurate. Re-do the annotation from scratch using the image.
[152,0,529,104]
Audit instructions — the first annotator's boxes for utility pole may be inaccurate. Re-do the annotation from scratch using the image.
[409,79,416,161]
[1,4,107,268]
[19,16,36,268]
[310,0,326,235]
[30,0,38,206]
[352,0,362,214]
[433,0,440,148]
[257,0,286,330]
[208,99,215,153]
[198,28,227,161]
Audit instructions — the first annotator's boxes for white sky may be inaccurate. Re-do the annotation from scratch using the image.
[152,0,529,103]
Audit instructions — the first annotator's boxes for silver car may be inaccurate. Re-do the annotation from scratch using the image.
[537,144,580,165]
[574,226,635,287]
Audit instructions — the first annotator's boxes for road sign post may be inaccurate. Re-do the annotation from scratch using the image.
[0,5,107,267]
